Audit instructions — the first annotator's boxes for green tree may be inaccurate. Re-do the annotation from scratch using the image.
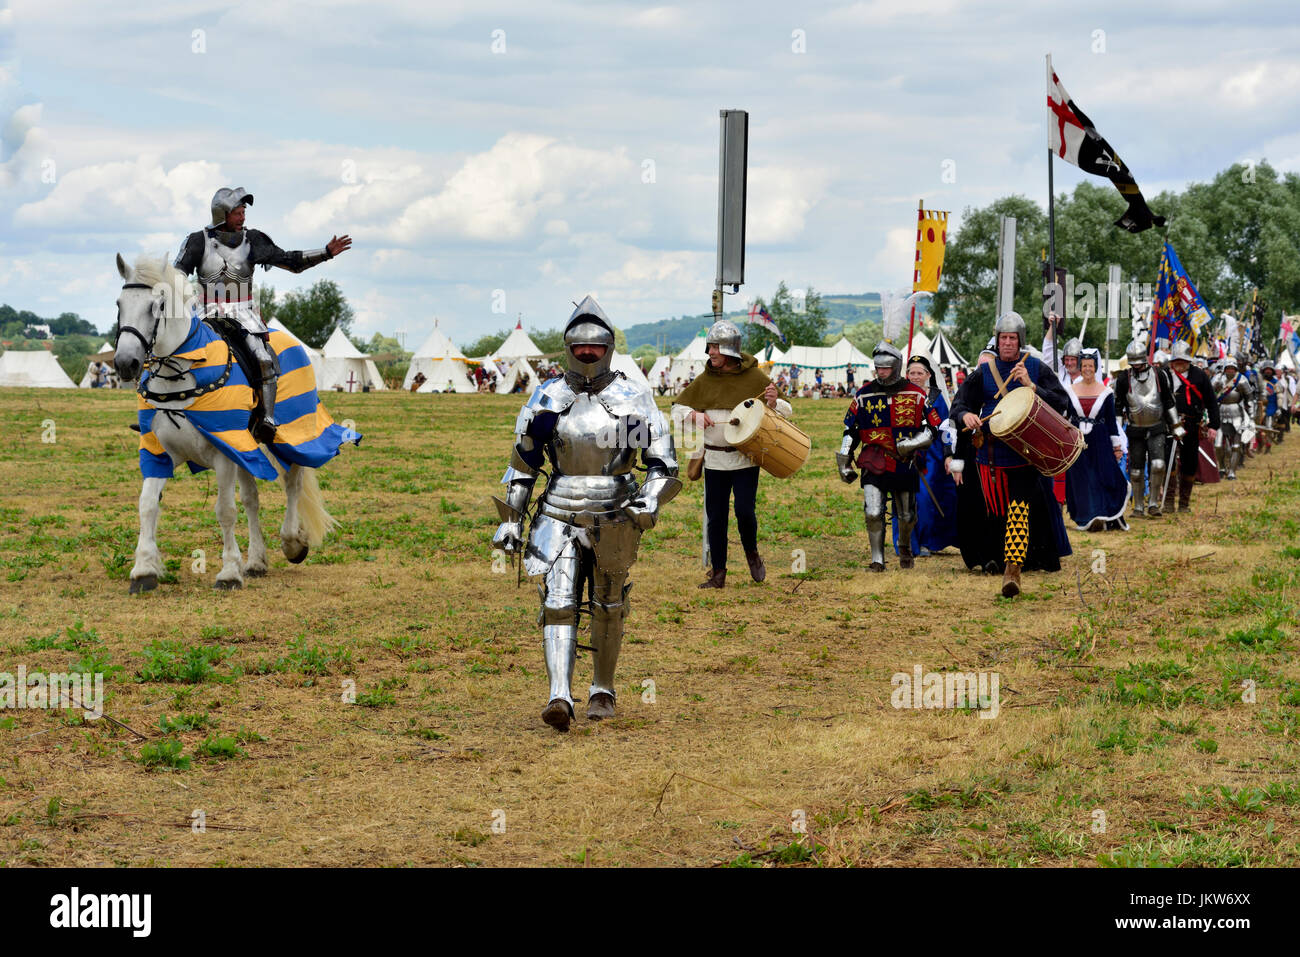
[362,333,409,359]
[840,319,882,356]
[461,330,510,357]
[631,343,659,364]
[530,328,565,355]
[930,195,1047,361]
[276,280,353,349]
[743,282,829,355]
[256,285,278,327]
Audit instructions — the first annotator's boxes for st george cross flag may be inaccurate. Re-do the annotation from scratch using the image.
[1152,241,1213,354]
[1047,56,1166,233]
[746,301,786,344]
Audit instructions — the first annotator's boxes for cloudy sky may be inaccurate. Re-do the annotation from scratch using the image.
[2,1,1298,347]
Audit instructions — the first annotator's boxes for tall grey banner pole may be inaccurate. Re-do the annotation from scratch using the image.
[703,109,749,570]
[1106,264,1121,379]
[996,215,1017,319]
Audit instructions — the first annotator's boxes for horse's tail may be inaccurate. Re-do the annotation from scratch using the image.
[268,457,337,548]
[296,467,336,548]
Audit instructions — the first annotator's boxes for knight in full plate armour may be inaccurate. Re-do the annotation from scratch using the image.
[492,297,680,732]
[837,342,941,572]
[174,187,352,443]
[1211,356,1255,480]
[1113,339,1184,516]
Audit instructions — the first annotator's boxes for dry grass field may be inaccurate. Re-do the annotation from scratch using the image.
[1,386,1298,867]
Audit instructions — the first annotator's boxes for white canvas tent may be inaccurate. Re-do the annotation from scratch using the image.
[769,337,872,388]
[647,355,670,389]
[318,328,386,393]
[0,350,77,388]
[611,351,649,389]
[494,321,544,360]
[266,319,325,382]
[494,356,541,394]
[404,321,473,392]
[418,358,476,393]
[668,332,710,385]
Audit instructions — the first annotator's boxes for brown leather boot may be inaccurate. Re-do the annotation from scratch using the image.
[586,692,616,720]
[541,698,573,732]
[1001,562,1021,598]
[899,546,914,570]
[1178,474,1194,512]
[698,568,726,589]
[745,551,766,582]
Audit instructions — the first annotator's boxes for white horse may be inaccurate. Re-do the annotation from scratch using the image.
[113,253,337,593]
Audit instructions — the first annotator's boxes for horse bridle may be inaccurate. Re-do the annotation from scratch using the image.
[116,282,160,358]
[119,280,234,403]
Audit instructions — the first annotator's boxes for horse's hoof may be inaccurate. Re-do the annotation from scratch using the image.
[285,546,309,565]
[213,578,243,591]
[129,575,158,595]
[244,566,267,578]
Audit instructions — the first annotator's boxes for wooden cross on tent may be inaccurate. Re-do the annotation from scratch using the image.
[346,371,358,392]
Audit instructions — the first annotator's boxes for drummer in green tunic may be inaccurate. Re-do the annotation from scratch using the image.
[671,319,791,589]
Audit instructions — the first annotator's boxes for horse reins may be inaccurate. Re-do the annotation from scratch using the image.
[119,281,234,405]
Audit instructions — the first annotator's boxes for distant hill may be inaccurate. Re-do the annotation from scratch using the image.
[623,293,881,352]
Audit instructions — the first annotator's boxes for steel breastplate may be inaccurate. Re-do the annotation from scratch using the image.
[198,231,254,302]
[1127,372,1162,427]
[549,393,636,477]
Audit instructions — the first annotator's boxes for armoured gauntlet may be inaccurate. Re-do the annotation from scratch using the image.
[836,434,858,483]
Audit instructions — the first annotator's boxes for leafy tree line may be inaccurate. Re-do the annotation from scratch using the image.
[0,304,99,341]
[932,162,1300,360]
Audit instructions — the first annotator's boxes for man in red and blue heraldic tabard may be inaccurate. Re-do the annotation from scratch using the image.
[837,342,941,571]
[951,311,1073,598]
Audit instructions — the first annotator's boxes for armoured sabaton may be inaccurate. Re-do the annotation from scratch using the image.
[492,296,679,731]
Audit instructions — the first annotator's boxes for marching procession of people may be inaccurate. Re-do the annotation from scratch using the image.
[492,305,1294,730]
[116,190,1294,734]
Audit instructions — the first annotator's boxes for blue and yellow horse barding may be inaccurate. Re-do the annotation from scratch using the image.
[115,253,360,592]
[137,320,360,482]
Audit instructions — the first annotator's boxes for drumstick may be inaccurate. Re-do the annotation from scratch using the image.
[964,410,1001,433]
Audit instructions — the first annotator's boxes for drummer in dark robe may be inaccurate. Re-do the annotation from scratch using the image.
[1063,349,1130,531]
[671,319,790,589]
[952,343,997,572]
[951,312,1073,597]
[891,355,958,557]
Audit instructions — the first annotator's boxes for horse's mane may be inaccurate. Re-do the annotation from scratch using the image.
[130,255,193,294]
[129,255,198,319]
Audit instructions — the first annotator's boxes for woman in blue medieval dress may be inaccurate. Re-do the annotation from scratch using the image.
[893,355,959,556]
[1064,349,1130,531]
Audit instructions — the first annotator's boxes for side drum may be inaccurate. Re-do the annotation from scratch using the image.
[989,386,1084,476]
[723,399,812,478]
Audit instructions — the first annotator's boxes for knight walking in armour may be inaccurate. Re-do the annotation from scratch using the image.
[174,188,352,443]
[1212,356,1255,480]
[837,342,941,571]
[492,297,680,732]
[1113,340,1184,516]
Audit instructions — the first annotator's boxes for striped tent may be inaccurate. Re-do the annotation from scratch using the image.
[928,327,969,370]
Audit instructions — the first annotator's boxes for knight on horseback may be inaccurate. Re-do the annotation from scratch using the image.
[173,187,352,443]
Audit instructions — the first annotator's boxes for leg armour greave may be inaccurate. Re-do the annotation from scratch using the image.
[588,582,630,700]
[542,625,577,706]
[863,484,886,567]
